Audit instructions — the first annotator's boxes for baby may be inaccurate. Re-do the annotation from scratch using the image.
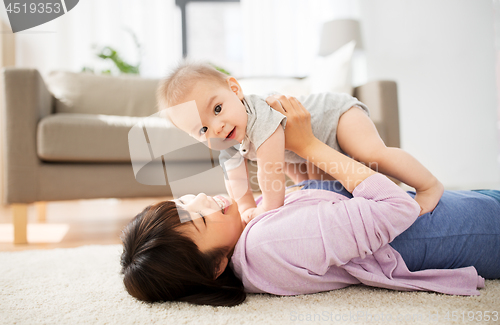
[157,61,444,222]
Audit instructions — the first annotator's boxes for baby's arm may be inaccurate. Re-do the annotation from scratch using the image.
[223,159,257,223]
[246,125,286,221]
[337,106,444,215]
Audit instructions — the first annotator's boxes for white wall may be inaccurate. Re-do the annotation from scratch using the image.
[359,0,499,189]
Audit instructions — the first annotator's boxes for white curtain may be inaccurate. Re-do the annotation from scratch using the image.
[240,0,359,77]
[14,0,182,78]
[12,0,358,79]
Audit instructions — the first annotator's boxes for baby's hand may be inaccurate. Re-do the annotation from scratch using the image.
[241,208,255,225]
[414,179,444,216]
[240,206,266,224]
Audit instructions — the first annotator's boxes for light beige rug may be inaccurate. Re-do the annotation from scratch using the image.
[1,245,498,325]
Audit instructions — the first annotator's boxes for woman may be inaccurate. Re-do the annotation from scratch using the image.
[120,95,500,307]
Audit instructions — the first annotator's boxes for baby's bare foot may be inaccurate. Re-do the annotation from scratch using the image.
[414,179,444,216]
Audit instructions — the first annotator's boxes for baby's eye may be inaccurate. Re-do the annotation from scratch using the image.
[214,104,222,115]
[199,126,208,136]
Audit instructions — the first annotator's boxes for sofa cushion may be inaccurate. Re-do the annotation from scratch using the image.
[45,71,160,117]
[37,113,208,163]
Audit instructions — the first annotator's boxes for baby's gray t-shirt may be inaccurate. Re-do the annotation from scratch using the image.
[219,92,369,171]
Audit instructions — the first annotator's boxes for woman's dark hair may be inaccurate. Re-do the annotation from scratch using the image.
[120,200,246,306]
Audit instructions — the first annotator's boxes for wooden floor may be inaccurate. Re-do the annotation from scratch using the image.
[0,197,172,252]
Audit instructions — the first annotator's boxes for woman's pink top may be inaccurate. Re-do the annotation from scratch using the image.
[230,174,484,296]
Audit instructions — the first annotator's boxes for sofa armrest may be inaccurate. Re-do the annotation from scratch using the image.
[1,68,53,204]
[353,80,400,148]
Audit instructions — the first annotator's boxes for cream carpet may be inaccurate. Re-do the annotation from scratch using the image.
[1,245,499,325]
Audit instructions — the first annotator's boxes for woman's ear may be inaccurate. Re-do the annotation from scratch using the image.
[214,257,229,279]
[226,77,244,100]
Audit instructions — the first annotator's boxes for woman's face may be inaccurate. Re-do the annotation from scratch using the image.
[174,193,244,254]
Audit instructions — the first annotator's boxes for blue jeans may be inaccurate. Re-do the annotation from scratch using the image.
[296,180,500,279]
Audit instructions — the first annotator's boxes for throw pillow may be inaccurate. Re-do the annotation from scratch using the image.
[306,40,356,96]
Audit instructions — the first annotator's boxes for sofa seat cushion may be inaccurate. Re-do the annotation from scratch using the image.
[37,113,208,163]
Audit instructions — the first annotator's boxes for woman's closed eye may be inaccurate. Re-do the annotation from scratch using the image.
[178,198,206,227]
[197,212,207,226]
[178,199,205,223]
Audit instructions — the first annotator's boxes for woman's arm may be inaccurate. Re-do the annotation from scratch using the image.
[265,93,421,252]
[259,95,421,266]
[265,95,375,193]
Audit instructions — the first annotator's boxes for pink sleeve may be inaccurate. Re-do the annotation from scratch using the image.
[318,174,421,267]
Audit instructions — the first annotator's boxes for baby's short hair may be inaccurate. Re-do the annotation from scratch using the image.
[157,61,229,110]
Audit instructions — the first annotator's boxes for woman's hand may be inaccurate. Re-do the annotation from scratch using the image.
[265,94,315,157]
[267,94,377,193]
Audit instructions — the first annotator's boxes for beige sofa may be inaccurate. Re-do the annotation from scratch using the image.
[0,68,399,244]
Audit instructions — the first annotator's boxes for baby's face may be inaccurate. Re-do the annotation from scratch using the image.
[168,78,248,150]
